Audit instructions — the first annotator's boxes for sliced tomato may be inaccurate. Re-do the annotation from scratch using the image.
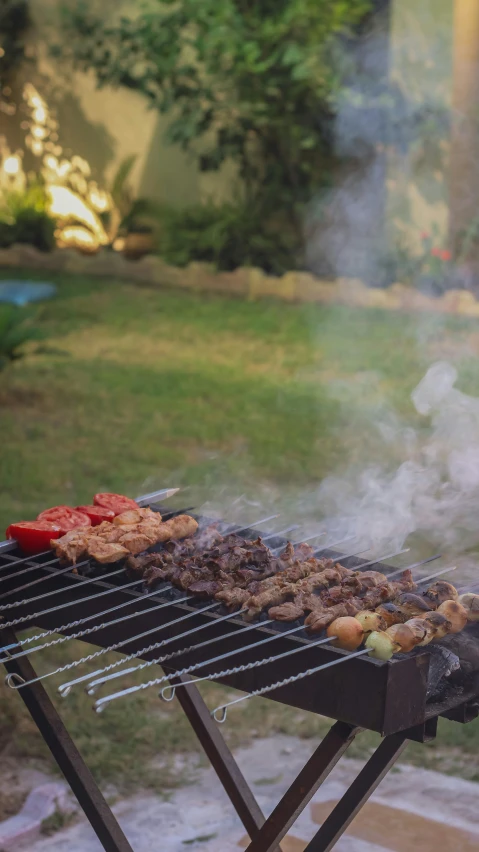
[6,520,62,555]
[76,505,115,526]
[37,506,91,535]
[93,492,138,516]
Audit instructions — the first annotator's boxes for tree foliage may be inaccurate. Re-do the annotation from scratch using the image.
[56,0,372,265]
[0,0,32,90]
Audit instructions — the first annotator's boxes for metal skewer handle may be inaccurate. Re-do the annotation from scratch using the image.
[87,555,455,704]
[93,630,333,714]
[0,588,185,664]
[212,648,370,722]
[5,601,218,691]
[62,614,269,698]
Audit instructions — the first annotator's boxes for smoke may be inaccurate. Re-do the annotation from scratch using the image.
[316,362,479,575]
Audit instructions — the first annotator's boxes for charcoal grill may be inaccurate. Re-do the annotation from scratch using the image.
[1,494,478,852]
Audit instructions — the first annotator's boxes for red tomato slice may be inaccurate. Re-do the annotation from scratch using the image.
[76,505,115,526]
[93,493,138,516]
[37,506,91,535]
[6,520,62,555]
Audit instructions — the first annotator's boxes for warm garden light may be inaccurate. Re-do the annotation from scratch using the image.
[3,156,20,176]
[47,185,109,246]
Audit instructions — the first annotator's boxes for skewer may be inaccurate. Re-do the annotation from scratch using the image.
[416,565,456,584]
[313,534,355,554]
[0,560,93,605]
[0,591,198,664]
[387,553,441,579]
[0,584,157,656]
[263,524,300,541]
[0,509,275,613]
[4,601,219,691]
[348,548,409,569]
[82,551,434,697]
[93,632,335,714]
[211,649,369,723]
[0,486,181,556]
[0,503,187,595]
[60,608,259,697]
[220,514,279,536]
[0,565,132,622]
[0,576,149,633]
[86,558,456,700]
[211,569,468,723]
[0,550,52,572]
[270,530,326,555]
[0,555,79,588]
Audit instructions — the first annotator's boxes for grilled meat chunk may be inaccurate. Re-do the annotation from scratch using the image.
[53,512,198,564]
[87,540,130,563]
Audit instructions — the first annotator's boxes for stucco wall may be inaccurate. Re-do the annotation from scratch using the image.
[15,0,236,207]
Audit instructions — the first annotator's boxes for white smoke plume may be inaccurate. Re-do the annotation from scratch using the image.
[316,362,479,574]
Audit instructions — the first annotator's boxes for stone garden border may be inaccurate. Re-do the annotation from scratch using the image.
[1,244,479,317]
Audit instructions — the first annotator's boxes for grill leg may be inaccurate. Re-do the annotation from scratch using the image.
[304,731,409,852]
[245,722,359,852]
[166,672,280,851]
[1,628,134,852]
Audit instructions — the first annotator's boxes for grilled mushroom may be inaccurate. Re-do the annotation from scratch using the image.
[395,593,434,618]
[423,581,459,605]
[385,623,417,652]
[458,592,479,622]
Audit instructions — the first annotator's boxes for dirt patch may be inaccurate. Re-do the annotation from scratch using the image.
[0,790,27,822]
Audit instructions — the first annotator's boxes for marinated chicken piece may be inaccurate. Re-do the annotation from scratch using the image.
[113,507,161,525]
[87,539,130,563]
[113,509,144,525]
[51,529,90,564]
[154,514,199,542]
[117,531,158,555]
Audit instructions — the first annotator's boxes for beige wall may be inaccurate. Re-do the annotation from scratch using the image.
[7,0,466,250]
[19,0,236,207]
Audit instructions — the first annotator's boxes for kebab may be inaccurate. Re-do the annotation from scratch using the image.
[325,584,476,659]
[88,574,470,715]
[51,510,198,564]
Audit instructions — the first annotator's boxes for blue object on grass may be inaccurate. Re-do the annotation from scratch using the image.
[0,280,57,306]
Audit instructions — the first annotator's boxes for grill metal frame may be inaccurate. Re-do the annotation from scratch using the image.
[1,502,478,852]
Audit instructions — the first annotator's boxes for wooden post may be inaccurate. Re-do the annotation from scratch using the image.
[449,0,479,255]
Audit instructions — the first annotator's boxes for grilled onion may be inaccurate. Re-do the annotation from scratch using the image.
[327,617,364,650]
[437,600,468,633]
[355,611,386,635]
[365,631,397,660]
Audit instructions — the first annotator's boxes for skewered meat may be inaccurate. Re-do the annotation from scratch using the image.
[52,511,198,564]
[305,599,363,632]
[87,540,130,564]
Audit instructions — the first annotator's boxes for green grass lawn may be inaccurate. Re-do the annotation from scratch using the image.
[1,269,479,794]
